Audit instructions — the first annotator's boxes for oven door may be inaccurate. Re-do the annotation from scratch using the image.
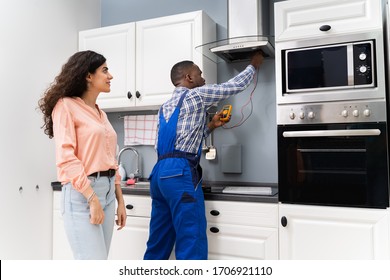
[278,122,389,208]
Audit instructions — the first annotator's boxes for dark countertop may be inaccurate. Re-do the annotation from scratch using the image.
[51,180,278,204]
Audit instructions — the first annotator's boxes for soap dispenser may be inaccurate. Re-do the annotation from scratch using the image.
[118,162,126,181]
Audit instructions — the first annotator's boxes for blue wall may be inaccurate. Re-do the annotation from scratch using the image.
[102,0,278,184]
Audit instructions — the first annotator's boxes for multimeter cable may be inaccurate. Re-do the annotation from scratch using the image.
[222,69,259,129]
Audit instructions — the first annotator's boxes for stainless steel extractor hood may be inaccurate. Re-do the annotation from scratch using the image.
[204,0,274,62]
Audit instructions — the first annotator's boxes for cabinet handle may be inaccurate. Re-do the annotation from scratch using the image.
[281,216,288,227]
[209,227,219,233]
[210,210,220,216]
[127,91,132,99]
[136,91,141,98]
[319,24,331,32]
[126,204,134,210]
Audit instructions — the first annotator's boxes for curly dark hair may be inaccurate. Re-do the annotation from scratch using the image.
[38,50,106,138]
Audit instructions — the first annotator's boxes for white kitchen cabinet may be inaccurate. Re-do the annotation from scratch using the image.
[205,200,279,260]
[79,10,217,112]
[52,191,73,260]
[279,203,390,260]
[108,194,151,260]
[79,23,136,110]
[274,0,382,42]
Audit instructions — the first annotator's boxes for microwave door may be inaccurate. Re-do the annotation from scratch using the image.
[285,45,349,92]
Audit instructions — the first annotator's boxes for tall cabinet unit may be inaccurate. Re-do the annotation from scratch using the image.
[279,204,390,259]
[79,10,217,112]
[275,0,390,260]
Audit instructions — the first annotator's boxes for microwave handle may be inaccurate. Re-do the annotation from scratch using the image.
[283,129,381,138]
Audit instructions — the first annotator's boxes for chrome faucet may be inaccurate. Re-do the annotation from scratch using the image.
[118,146,142,179]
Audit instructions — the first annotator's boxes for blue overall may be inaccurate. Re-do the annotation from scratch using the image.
[144,91,207,260]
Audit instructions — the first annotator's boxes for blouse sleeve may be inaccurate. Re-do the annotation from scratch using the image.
[52,100,90,193]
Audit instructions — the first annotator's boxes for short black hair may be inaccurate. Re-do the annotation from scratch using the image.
[170,60,194,86]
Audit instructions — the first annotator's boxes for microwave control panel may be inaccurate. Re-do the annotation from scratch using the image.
[353,43,373,86]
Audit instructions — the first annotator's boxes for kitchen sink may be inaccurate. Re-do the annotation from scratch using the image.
[121,179,150,190]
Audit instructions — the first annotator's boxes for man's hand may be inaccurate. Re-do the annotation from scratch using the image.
[250,51,264,69]
[207,110,231,131]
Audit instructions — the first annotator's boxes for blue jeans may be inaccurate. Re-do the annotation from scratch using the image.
[61,175,116,259]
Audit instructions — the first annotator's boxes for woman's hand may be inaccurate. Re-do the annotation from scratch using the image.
[114,183,127,230]
[116,202,127,230]
[89,196,105,224]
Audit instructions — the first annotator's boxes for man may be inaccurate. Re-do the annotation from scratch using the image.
[144,51,264,260]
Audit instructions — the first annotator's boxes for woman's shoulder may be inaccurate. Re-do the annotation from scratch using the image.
[53,97,80,114]
[60,96,80,104]
[57,97,84,108]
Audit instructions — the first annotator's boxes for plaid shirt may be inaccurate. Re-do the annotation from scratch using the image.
[158,65,256,154]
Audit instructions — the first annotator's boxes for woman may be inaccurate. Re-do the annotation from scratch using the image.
[38,50,126,259]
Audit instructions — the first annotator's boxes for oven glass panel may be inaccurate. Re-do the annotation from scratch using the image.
[287,46,348,90]
[278,123,389,208]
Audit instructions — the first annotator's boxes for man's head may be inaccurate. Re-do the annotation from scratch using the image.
[170,60,205,89]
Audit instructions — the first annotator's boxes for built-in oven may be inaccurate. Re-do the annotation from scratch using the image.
[278,122,389,209]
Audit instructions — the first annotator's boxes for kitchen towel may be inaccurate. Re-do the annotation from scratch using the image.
[124,115,158,146]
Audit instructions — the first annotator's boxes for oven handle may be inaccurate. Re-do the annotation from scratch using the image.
[283,129,381,138]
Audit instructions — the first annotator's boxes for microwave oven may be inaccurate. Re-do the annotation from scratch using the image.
[284,40,375,93]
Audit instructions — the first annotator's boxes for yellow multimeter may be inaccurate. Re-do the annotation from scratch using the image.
[220,105,232,122]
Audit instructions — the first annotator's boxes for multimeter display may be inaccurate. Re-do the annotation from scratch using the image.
[220,105,232,121]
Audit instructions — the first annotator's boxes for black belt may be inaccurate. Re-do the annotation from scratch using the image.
[88,169,116,178]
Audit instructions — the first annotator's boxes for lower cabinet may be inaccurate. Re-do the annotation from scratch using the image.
[53,191,279,260]
[52,191,73,260]
[205,200,279,260]
[108,195,151,260]
[108,216,150,259]
[279,203,390,260]
[53,192,390,260]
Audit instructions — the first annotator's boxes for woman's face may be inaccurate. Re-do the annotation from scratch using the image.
[88,62,113,93]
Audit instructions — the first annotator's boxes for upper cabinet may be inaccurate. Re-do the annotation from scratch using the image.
[79,23,136,110]
[274,0,382,42]
[79,11,217,112]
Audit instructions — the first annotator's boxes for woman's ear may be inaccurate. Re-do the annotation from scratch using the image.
[86,73,92,83]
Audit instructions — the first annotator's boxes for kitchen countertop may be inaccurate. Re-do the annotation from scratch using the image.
[51,180,278,204]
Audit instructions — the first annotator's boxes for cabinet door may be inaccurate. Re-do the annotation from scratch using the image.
[79,23,136,111]
[275,0,382,42]
[52,192,73,260]
[108,194,152,259]
[109,216,150,260]
[279,204,390,259]
[206,200,278,228]
[135,11,208,107]
[207,223,278,260]
[205,200,279,260]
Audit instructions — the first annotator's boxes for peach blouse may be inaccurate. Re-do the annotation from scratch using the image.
[52,97,120,193]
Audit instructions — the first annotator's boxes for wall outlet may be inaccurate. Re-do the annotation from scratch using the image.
[205,147,217,160]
